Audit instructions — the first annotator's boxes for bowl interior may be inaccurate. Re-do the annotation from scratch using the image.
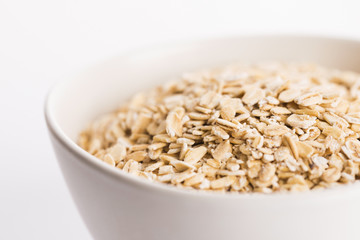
[48,35,360,150]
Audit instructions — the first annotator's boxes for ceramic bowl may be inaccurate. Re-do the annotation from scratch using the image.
[45,35,360,240]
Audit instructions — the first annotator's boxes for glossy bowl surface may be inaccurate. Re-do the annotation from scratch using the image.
[45,35,360,240]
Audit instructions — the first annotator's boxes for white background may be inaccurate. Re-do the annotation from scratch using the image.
[1,0,360,239]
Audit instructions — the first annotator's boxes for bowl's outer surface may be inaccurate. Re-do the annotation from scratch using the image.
[46,35,360,240]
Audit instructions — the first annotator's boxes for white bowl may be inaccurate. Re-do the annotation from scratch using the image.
[45,35,360,240]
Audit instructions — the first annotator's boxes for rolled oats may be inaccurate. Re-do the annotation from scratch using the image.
[79,62,360,193]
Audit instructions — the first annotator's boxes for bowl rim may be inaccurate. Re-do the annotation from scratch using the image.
[45,34,360,201]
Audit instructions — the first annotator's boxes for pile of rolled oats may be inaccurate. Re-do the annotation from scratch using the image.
[79,63,360,193]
